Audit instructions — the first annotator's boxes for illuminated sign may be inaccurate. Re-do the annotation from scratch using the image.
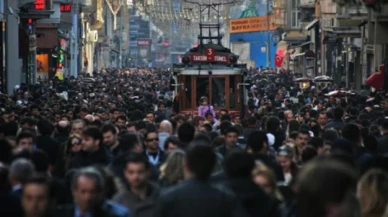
[60,4,72,12]
[229,16,276,33]
[34,0,46,10]
[190,54,229,63]
[137,40,150,46]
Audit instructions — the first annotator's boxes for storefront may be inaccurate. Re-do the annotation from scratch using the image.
[36,24,59,81]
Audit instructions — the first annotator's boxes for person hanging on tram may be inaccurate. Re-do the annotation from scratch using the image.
[198,96,216,118]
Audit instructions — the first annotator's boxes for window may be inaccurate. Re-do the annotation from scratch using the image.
[291,0,301,28]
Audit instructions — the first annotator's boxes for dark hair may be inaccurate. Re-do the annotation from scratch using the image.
[118,133,140,153]
[225,125,240,136]
[164,136,180,150]
[16,130,36,145]
[342,124,361,144]
[101,124,117,135]
[178,122,195,143]
[333,107,344,120]
[298,129,310,137]
[3,121,19,137]
[220,121,233,136]
[247,130,268,153]
[301,146,318,164]
[308,137,323,149]
[30,149,50,173]
[220,114,231,122]
[125,153,150,170]
[116,115,127,122]
[0,139,13,164]
[21,118,36,127]
[82,127,103,145]
[23,175,56,199]
[296,158,358,217]
[186,142,216,180]
[193,133,212,144]
[223,149,255,178]
[37,120,54,136]
[135,121,146,130]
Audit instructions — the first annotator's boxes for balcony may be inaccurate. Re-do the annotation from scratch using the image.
[300,0,315,8]
[337,6,367,19]
[272,0,285,9]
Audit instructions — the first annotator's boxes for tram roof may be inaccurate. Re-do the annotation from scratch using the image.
[173,64,247,75]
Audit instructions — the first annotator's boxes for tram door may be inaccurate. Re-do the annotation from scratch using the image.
[194,76,226,108]
[178,74,241,112]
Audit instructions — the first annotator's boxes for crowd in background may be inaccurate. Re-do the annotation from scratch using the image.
[1,68,388,217]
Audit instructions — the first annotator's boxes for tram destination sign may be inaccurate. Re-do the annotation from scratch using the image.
[190,54,229,63]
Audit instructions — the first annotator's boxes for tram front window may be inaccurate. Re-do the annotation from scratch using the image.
[196,77,209,106]
[212,78,225,107]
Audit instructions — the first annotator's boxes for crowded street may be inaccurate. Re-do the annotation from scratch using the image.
[1,0,388,217]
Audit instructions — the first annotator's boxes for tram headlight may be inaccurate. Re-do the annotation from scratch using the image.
[182,56,190,65]
[229,55,238,64]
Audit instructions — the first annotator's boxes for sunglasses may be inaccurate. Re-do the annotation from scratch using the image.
[146,138,159,142]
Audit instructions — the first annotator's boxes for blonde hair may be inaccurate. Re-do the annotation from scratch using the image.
[252,163,283,201]
[358,169,388,217]
[160,149,186,185]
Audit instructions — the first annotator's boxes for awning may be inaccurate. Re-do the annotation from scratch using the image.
[305,19,319,31]
[283,36,309,45]
[333,26,361,37]
[290,47,304,60]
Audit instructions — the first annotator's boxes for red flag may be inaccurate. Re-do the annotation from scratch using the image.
[366,64,385,89]
[366,73,384,89]
[275,54,284,67]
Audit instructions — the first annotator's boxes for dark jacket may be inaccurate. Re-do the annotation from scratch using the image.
[325,120,345,130]
[54,133,68,145]
[69,147,112,169]
[0,189,23,217]
[215,145,241,158]
[56,201,130,217]
[225,178,279,217]
[253,154,285,182]
[113,182,159,217]
[378,134,388,153]
[36,135,60,165]
[153,179,248,217]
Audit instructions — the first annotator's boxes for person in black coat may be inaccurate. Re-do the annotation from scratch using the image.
[246,130,285,182]
[223,149,279,217]
[153,142,248,217]
[36,120,61,167]
[69,127,112,169]
[0,164,23,217]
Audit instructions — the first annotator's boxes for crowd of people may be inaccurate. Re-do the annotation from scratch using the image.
[1,68,388,217]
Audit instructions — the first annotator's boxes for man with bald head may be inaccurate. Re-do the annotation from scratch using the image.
[158,120,173,151]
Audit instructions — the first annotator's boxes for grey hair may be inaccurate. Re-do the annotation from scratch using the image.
[9,158,35,184]
[71,119,85,128]
[71,167,105,192]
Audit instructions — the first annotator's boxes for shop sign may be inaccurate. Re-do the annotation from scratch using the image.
[229,16,276,33]
[34,0,46,10]
[60,4,71,13]
[190,54,229,63]
[137,40,150,46]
